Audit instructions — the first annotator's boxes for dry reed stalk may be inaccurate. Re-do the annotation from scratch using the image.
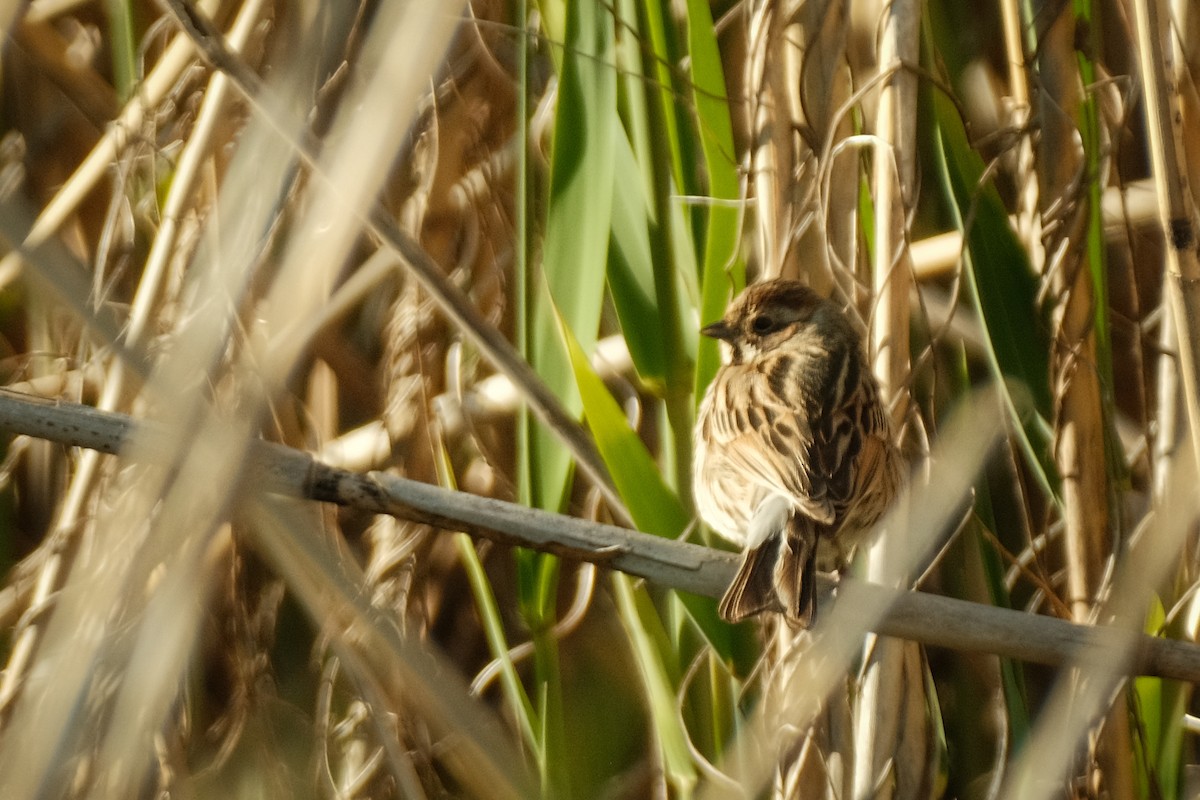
[1136,0,1200,485]
[1141,6,1200,775]
[857,0,933,796]
[738,0,940,794]
[0,0,224,291]
[742,1,854,795]
[0,0,260,740]
[0,1,518,796]
[998,0,1042,261]
[745,0,855,295]
[1035,4,1131,794]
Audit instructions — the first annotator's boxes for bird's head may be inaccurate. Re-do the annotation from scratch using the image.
[702,279,831,365]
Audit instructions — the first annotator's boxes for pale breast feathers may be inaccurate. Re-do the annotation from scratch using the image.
[700,358,837,527]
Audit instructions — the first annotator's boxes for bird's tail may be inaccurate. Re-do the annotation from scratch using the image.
[776,516,817,626]
[718,516,816,626]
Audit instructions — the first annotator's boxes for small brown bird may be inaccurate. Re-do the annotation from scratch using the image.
[693,279,901,625]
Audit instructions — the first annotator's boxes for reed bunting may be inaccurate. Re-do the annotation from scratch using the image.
[693,279,901,625]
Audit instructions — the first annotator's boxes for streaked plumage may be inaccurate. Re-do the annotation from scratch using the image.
[693,279,901,625]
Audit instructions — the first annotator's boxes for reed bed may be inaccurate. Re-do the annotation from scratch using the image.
[0,1,1197,798]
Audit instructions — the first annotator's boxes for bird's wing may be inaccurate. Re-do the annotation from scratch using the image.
[806,353,894,522]
[702,364,837,526]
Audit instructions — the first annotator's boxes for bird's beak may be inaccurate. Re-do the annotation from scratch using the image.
[701,320,735,341]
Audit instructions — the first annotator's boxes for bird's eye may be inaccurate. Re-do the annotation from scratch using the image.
[751,315,774,334]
